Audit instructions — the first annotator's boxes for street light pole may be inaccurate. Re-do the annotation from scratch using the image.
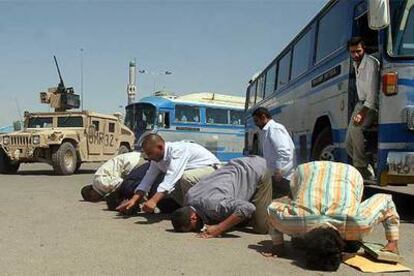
[138,69,172,95]
[80,48,84,111]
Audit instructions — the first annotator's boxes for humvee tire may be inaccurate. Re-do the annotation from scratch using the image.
[0,149,20,174]
[74,161,82,173]
[52,142,78,175]
[118,144,129,155]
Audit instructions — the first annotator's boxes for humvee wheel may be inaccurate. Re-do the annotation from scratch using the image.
[118,145,129,155]
[0,149,20,174]
[52,142,77,175]
[74,161,82,173]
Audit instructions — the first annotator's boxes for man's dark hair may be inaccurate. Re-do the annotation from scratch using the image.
[252,107,272,119]
[347,36,365,49]
[304,227,344,271]
[171,206,193,232]
[81,185,102,202]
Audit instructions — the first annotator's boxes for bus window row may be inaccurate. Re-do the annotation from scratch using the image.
[246,0,349,109]
[175,105,244,126]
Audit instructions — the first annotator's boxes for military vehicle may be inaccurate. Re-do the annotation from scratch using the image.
[0,56,135,175]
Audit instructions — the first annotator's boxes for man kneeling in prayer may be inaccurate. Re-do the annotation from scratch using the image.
[264,161,400,272]
[171,156,272,237]
[81,151,146,202]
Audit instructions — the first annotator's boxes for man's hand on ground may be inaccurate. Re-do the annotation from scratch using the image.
[142,199,157,213]
[261,243,285,258]
[116,194,140,213]
[383,240,399,254]
[197,225,223,239]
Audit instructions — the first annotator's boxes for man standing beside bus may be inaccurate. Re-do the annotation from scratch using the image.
[345,37,379,180]
[252,107,295,197]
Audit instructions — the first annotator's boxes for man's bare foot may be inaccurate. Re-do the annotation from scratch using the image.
[382,240,399,254]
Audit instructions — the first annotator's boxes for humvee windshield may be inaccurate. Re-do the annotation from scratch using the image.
[57,116,83,127]
[27,117,53,128]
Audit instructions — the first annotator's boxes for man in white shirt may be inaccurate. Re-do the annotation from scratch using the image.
[345,37,379,180]
[116,134,220,214]
[81,151,146,202]
[252,107,295,198]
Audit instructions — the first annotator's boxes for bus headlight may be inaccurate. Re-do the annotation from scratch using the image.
[32,135,40,145]
[3,136,10,145]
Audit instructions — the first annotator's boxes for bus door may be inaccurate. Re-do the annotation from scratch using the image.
[157,109,170,129]
[351,2,380,171]
[87,117,105,155]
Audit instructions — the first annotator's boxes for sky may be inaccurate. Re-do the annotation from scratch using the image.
[0,0,327,126]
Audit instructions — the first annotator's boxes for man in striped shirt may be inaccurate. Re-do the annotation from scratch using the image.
[266,161,400,271]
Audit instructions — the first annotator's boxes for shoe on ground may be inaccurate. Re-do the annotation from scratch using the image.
[356,166,375,181]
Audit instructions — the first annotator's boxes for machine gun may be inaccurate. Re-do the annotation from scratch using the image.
[40,56,80,112]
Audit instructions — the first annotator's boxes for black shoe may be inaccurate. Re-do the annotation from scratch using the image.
[356,167,375,181]
[105,190,123,211]
[343,240,361,253]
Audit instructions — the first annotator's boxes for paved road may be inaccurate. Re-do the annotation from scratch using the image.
[0,163,413,275]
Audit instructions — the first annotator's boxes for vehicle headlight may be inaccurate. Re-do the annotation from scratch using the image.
[3,136,10,145]
[32,135,40,145]
[405,107,414,131]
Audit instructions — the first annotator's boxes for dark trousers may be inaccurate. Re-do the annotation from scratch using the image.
[105,165,179,213]
[272,177,291,199]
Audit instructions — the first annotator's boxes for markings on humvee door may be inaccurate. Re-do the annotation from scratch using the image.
[88,130,114,147]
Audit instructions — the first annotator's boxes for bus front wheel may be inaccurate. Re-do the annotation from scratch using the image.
[311,127,335,161]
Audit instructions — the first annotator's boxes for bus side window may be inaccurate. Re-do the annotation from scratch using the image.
[230,110,244,125]
[206,108,228,124]
[175,105,200,123]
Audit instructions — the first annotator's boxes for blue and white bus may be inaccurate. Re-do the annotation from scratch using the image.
[125,92,245,161]
[244,0,414,186]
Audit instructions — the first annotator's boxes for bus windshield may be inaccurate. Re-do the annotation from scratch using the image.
[389,0,414,57]
[125,103,156,131]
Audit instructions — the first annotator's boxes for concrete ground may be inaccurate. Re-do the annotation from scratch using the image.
[0,163,413,276]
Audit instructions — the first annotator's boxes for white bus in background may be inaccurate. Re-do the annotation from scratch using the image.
[125,92,245,161]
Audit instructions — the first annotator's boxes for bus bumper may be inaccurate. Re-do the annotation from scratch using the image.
[380,152,414,186]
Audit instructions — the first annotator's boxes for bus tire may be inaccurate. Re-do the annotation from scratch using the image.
[311,127,335,161]
[52,142,77,175]
[0,149,20,174]
[118,144,129,155]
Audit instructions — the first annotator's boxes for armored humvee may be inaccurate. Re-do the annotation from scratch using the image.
[0,56,135,175]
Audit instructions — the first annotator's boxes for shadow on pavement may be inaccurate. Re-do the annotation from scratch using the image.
[15,169,96,176]
[248,240,307,269]
[134,212,170,224]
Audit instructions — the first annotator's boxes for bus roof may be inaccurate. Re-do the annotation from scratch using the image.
[130,92,245,109]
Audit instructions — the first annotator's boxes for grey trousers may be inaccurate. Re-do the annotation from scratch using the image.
[250,170,273,234]
[169,166,216,206]
[345,102,377,168]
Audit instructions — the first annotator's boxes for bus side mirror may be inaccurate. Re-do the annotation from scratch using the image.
[368,0,390,30]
